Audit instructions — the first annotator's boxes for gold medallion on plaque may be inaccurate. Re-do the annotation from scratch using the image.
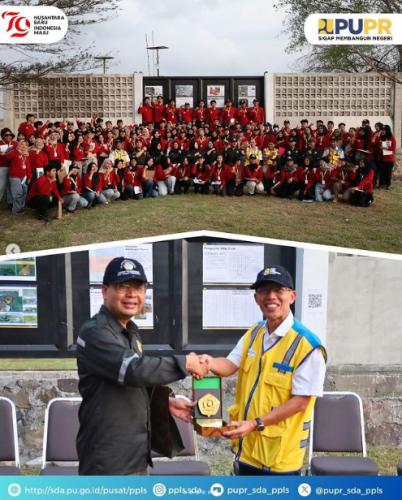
[198,393,220,417]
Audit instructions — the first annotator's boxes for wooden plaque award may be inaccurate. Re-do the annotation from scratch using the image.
[192,376,234,437]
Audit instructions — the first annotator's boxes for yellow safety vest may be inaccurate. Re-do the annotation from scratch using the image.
[228,319,327,473]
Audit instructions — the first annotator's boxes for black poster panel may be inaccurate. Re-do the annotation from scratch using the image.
[171,78,199,109]
[143,240,174,352]
[201,79,231,107]
[71,251,90,347]
[234,77,264,107]
[70,242,175,355]
[0,254,67,357]
[143,78,170,101]
[185,237,296,356]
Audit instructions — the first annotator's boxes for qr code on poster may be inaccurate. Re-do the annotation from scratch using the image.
[308,293,322,309]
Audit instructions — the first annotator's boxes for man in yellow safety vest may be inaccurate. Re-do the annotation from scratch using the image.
[200,265,327,475]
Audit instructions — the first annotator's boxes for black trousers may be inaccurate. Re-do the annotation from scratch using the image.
[29,195,55,216]
[124,185,143,200]
[174,179,190,194]
[235,461,301,476]
[194,182,209,194]
[378,161,393,187]
[273,181,302,198]
[225,180,243,196]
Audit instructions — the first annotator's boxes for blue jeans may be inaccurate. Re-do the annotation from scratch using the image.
[9,177,28,213]
[157,176,176,196]
[63,193,89,211]
[82,191,107,206]
[102,188,120,202]
[315,182,332,202]
[143,179,158,198]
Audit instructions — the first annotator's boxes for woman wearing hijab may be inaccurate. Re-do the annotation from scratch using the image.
[99,158,120,203]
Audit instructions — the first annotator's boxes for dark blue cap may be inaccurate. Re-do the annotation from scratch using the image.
[250,265,294,290]
[103,257,147,285]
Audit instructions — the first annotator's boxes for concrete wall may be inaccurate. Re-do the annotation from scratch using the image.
[265,71,400,151]
[1,368,401,468]
[3,71,400,150]
[326,254,402,366]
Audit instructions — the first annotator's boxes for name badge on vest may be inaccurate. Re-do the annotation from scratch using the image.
[247,348,256,357]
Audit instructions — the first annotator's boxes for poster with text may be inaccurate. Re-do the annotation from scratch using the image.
[89,244,153,284]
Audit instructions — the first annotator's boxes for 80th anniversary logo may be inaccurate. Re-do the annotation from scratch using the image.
[0,6,68,43]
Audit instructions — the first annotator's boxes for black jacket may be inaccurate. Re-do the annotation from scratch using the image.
[76,305,188,475]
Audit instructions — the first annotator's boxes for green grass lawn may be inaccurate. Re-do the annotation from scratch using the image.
[1,184,402,255]
[0,358,76,370]
[20,447,401,475]
[209,447,402,476]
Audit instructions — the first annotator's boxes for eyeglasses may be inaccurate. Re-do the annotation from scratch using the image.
[113,282,145,292]
[255,285,292,295]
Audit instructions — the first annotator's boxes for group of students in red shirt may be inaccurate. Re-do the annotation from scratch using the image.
[0,106,397,221]
[138,97,266,127]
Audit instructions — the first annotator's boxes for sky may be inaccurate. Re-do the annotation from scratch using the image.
[82,0,300,76]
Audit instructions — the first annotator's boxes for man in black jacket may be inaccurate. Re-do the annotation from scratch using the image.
[76,256,207,475]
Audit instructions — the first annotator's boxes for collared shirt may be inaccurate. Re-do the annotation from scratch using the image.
[226,311,326,397]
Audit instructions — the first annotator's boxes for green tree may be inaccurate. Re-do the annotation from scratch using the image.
[0,0,121,86]
[275,0,402,82]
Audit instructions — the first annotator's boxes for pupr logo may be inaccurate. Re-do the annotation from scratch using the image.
[2,11,31,38]
[317,17,392,36]
[318,18,334,35]
[305,14,402,45]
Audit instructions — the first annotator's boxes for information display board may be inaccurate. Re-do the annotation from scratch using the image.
[89,244,153,284]
[207,84,225,107]
[89,244,154,329]
[202,288,261,329]
[0,286,37,327]
[238,84,256,106]
[202,243,264,329]
[0,258,36,281]
[203,244,263,285]
[175,84,194,107]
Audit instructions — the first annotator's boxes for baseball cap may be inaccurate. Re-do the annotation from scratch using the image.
[103,257,148,285]
[250,265,294,290]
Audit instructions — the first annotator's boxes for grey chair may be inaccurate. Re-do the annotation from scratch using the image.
[397,461,402,476]
[149,416,210,475]
[0,397,21,475]
[308,391,379,475]
[40,397,81,475]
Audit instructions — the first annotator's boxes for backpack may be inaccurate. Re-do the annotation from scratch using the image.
[350,190,374,207]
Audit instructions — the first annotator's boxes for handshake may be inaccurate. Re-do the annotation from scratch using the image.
[185,353,213,380]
